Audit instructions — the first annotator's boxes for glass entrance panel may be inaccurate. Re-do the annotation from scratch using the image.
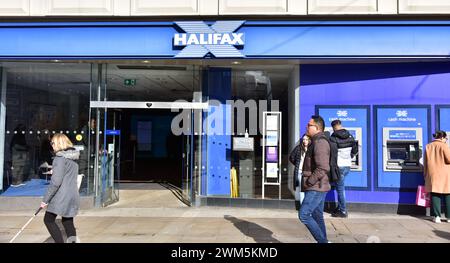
[99,109,121,206]
[89,62,203,206]
[90,63,120,206]
[181,110,194,203]
[1,62,91,196]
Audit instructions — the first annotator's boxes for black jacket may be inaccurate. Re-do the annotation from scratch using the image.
[329,129,358,158]
[289,143,304,189]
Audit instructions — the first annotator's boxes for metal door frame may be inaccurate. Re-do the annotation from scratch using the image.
[90,101,207,110]
[90,101,205,206]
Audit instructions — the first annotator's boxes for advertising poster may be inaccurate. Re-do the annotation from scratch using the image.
[266,163,278,178]
[265,131,278,146]
[266,146,278,162]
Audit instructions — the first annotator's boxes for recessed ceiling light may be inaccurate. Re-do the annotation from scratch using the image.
[232,61,242,65]
[52,60,60,62]
[142,60,150,63]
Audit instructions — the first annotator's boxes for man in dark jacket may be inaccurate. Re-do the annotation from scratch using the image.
[299,115,331,243]
[329,120,358,218]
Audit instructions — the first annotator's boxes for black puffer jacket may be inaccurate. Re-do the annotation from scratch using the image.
[329,129,358,157]
[289,143,306,189]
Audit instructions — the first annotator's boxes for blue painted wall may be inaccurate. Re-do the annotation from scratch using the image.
[437,106,450,131]
[203,68,232,196]
[317,107,370,189]
[300,62,450,204]
[374,106,430,190]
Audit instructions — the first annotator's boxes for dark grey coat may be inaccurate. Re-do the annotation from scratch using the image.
[43,148,80,218]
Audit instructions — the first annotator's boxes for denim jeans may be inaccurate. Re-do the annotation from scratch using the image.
[336,166,350,213]
[299,191,328,243]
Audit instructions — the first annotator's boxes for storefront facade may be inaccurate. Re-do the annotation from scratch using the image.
[1,20,450,211]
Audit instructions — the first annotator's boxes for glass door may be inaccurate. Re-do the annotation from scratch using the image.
[181,109,194,204]
[97,109,121,207]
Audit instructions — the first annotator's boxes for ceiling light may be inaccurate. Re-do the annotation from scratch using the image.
[142,60,150,63]
[231,61,241,65]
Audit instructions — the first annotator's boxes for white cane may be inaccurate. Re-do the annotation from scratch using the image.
[9,207,42,243]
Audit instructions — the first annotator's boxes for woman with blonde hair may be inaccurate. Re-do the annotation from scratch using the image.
[40,133,80,242]
[424,131,450,223]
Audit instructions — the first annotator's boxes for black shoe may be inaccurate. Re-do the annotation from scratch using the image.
[331,210,348,218]
[332,207,340,214]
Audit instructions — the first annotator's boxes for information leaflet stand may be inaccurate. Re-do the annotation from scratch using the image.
[262,111,281,199]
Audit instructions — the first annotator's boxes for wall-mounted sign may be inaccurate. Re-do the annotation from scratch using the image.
[174,21,245,58]
[105,130,121,136]
[124,79,136,86]
[233,137,254,151]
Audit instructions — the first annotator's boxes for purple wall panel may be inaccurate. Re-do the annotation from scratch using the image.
[300,62,450,204]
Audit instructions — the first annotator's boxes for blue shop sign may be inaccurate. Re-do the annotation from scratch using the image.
[106,130,121,136]
[174,21,245,58]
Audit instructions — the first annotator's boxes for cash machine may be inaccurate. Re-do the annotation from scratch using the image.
[382,127,423,172]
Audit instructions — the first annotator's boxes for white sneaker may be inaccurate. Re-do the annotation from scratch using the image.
[433,216,441,223]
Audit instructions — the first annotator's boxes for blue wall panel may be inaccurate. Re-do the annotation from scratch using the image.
[203,68,232,196]
[437,106,450,131]
[317,107,370,189]
[300,62,450,204]
[375,106,429,190]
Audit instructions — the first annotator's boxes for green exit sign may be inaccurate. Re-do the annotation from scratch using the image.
[124,79,136,86]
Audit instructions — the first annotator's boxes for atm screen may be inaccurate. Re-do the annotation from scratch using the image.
[388,148,407,161]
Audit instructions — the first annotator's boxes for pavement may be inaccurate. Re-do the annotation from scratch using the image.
[1,183,450,243]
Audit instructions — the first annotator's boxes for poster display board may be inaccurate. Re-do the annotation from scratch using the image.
[262,112,282,199]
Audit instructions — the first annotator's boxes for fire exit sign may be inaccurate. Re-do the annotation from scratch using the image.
[124,79,136,86]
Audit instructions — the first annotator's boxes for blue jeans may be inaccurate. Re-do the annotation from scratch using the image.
[299,191,328,243]
[336,166,351,213]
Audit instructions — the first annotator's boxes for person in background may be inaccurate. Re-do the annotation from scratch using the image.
[39,130,53,166]
[289,134,311,206]
[298,115,331,243]
[10,124,30,187]
[329,119,358,218]
[424,131,450,223]
[41,133,80,243]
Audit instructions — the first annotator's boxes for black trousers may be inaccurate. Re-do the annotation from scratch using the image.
[43,211,76,243]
